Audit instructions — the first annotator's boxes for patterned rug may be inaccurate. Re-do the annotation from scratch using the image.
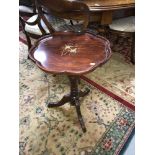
[83,53,135,105]
[83,30,135,105]
[19,31,135,155]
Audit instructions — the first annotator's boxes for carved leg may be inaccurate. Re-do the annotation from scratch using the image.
[47,94,70,108]
[77,78,81,84]
[47,75,89,132]
[69,76,80,106]
[75,100,86,132]
[69,76,87,132]
[78,88,90,98]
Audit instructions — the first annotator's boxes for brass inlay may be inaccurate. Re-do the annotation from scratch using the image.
[61,43,78,56]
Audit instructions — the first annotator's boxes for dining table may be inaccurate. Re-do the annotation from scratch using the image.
[81,0,135,25]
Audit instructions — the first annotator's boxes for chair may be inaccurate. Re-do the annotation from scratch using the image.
[20,14,85,50]
[19,0,36,17]
[19,0,42,50]
[20,8,69,49]
[28,0,112,132]
[20,0,98,50]
[108,16,135,64]
[19,14,45,50]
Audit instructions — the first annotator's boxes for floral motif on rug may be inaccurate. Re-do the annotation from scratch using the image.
[19,42,134,155]
[84,52,135,105]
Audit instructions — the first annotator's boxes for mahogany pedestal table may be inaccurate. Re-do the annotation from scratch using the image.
[29,31,112,132]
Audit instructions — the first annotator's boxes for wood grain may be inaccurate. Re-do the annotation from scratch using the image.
[83,0,135,11]
[29,31,112,75]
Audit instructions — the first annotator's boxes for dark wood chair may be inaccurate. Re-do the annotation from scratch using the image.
[20,0,98,50]
[19,14,46,49]
[19,6,69,49]
[19,0,36,17]
[19,0,43,50]
[28,0,112,132]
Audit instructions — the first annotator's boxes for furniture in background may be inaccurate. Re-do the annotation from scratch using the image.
[28,0,112,132]
[19,0,39,50]
[19,14,46,49]
[80,0,135,64]
[19,0,36,17]
[19,0,98,50]
[19,0,70,49]
[19,0,33,6]
[82,0,135,25]
[108,16,135,63]
[19,6,73,49]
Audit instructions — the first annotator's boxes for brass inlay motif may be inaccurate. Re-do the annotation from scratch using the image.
[61,43,77,56]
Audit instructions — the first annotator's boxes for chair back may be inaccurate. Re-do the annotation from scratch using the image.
[19,0,33,6]
[35,0,90,34]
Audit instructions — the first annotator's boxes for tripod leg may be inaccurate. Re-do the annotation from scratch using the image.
[68,76,87,132]
[78,88,90,98]
[75,100,86,132]
[47,94,70,108]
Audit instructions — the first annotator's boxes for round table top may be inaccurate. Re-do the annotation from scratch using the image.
[29,31,112,75]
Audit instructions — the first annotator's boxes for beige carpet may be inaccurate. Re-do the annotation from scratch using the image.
[85,52,135,105]
[19,40,134,155]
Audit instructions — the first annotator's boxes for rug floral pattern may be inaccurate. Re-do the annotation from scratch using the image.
[85,52,135,105]
[19,41,134,155]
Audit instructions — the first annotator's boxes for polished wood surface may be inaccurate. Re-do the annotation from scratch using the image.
[82,0,135,25]
[29,31,111,75]
[83,0,135,11]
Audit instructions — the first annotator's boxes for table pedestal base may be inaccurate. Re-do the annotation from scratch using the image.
[47,76,90,132]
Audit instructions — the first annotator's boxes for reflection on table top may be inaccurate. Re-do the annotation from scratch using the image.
[82,0,135,11]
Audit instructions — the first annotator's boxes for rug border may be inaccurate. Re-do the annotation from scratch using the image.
[118,127,135,155]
